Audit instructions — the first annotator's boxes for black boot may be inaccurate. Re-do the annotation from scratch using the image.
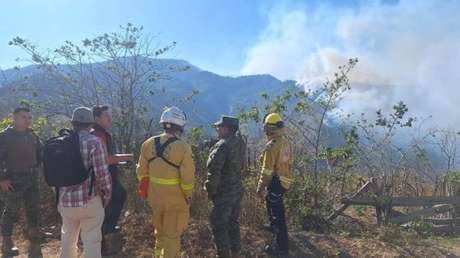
[27,242,43,258]
[2,237,19,257]
[265,244,289,257]
[216,249,231,258]
[101,233,122,256]
[260,224,274,233]
[231,249,243,258]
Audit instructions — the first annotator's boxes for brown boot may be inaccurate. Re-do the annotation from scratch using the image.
[2,236,19,257]
[216,249,231,258]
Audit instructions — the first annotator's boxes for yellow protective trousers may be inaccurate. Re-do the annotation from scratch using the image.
[150,190,189,258]
[137,133,195,257]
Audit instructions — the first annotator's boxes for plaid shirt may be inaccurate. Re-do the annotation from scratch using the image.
[59,130,112,208]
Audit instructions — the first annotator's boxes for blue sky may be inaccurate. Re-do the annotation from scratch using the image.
[3,0,460,128]
[0,0,369,75]
[0,0,271,74]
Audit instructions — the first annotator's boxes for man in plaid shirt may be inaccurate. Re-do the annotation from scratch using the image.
[58,107,112,258]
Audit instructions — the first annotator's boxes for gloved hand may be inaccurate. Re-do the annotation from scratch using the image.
[138,177,149,199]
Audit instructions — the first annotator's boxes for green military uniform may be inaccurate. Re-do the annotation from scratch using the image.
[0,126,42,238]
[205,116,246,258]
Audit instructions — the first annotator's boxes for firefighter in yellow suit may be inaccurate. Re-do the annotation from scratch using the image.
[256,113,293,257]
[137,106,195,258]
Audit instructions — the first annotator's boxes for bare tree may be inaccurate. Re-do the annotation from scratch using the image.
[239,58,359,225]
[9,23,188,152]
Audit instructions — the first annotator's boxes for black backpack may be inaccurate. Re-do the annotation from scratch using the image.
[43,129,94,189]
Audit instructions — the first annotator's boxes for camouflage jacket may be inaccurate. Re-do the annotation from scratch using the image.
[205,134,246,199]
[0,126,42,179]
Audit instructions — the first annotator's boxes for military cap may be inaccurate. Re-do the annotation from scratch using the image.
[213,115,239,128]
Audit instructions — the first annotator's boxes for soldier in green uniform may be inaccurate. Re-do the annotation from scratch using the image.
[0,107,43,256]
[205,116,246,258]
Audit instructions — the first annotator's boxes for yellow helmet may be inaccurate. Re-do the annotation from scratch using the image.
[264,113,284,129]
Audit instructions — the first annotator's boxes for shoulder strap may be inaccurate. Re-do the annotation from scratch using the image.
[59,128,72,137]
[153,136,162,156]
[155,136,178,157]
[72,131,94,194]
[148,136,180,169]
[265,139,276,151]
[88,168,95,197]
[55,187,60,206]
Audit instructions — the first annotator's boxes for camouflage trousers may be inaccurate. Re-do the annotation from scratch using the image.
[1,172,40,237]
[210,191,243,257]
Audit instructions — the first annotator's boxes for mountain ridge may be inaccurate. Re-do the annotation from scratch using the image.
[0,58,300,124]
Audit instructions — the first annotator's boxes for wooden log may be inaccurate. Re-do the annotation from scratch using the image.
[342,196,460,207]
[327,180,375,221]
[392,196,460,206]
[422,218,460,225]
[341,196,382,206]
[432,225,460,235]
[390,204,452,224]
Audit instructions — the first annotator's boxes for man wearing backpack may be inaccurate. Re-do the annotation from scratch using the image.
[0,107,42,256]
[57,107,112,258]
[92,105,133,255]
[137,106,195,258]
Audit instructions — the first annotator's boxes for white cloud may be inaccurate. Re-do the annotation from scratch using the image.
[241,0,460,129]
[241,10,311,80]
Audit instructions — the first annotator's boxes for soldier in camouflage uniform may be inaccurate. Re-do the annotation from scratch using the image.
[0,107,43,256]
[205,116,246,258]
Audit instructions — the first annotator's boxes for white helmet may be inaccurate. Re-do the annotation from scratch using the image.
[160,106,187,127]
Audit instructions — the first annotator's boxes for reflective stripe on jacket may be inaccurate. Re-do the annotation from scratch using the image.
[137,133,195,198]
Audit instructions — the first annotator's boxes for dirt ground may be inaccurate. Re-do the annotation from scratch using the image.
[3,212,460,258]
[2,190,460,258]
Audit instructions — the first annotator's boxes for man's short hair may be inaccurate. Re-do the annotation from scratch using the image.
[13,107,31,115]
[92,105,109,117]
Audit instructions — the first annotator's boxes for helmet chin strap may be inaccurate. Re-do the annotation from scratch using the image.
[164,123,184,136]
[177,127,184,136]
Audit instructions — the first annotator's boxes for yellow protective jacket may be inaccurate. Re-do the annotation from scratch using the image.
[137,133,195,203]
[257,128,294,190]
